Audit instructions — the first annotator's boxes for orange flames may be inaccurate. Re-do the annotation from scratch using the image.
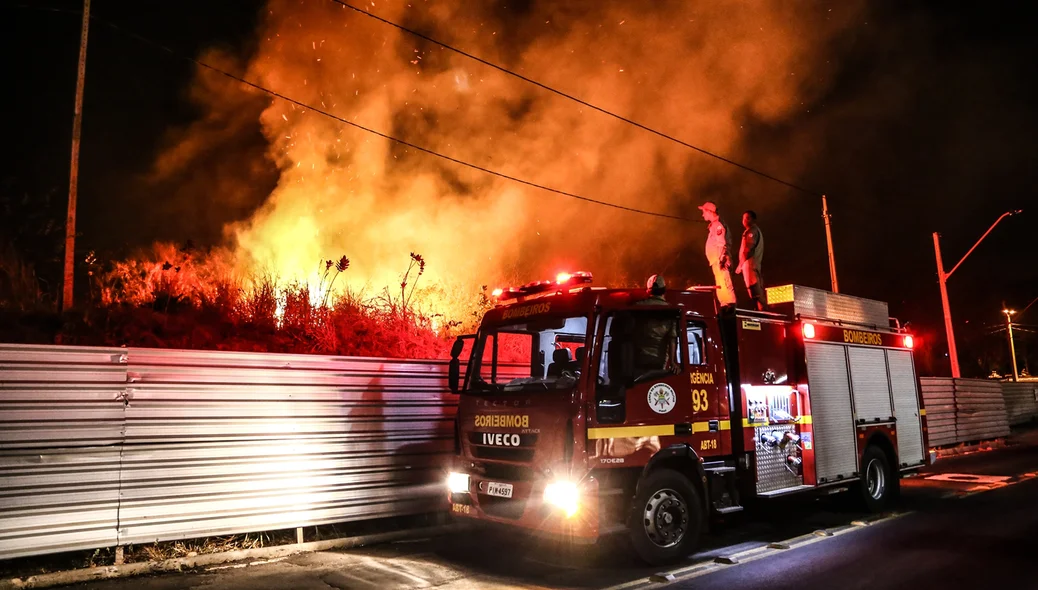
[144,0,864,323]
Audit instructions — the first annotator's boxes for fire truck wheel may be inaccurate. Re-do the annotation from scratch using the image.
[859,445,894,512]
[628,469,702,566]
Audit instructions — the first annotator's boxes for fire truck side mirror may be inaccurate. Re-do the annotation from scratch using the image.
[448,358,461,394]
[448,336,471,394]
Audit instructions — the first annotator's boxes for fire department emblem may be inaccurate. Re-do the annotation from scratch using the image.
[647,383,677,414]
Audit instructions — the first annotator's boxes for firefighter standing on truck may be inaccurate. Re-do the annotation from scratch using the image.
[699,201,737,309]
[737,210,765,310]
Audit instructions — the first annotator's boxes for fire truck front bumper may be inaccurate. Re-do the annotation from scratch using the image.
[446,470,601,543]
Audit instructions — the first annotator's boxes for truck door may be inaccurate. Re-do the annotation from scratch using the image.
[588,309,696,465]
[682,316,730,455]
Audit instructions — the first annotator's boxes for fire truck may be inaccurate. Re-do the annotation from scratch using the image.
[446,274,929,565]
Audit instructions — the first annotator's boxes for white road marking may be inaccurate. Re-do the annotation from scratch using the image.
[602,513,908,590]
[205,556,288,571]
[925,473,1011,484]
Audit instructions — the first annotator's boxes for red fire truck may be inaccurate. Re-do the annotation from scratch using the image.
[446,274,929,565]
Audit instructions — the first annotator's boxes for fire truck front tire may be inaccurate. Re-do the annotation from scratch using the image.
[858,445,896,512]
[628,469,703,566]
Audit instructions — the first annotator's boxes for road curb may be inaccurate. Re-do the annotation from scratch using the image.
[0,524,464,590]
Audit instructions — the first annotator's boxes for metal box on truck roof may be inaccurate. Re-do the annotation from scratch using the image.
[766,284,889,328]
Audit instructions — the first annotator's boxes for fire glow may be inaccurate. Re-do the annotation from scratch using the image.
[143,1,865,322]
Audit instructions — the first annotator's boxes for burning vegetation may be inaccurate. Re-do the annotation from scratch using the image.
[140,0,864,308]
[1,239,497,358]
[4,1,870,358]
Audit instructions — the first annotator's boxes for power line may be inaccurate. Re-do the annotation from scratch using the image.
[326,0,822,197]
[95,17,699,223]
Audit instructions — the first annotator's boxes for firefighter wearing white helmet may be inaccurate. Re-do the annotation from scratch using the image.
[641,274,668,305]
[698,201,737,309]
[632,274,677,372]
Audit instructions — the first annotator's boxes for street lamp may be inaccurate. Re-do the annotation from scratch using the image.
[932,209,1022,378]
[1003,309,1019,382]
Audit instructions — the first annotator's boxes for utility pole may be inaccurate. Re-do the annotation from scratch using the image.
[63,0,91,312]
[1003,308,1019,382]
[932,209,1022,378]
[822,195,839,293]
[933,234,960,378]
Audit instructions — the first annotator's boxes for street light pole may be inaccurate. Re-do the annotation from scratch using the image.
[1003,308,1019,382]
[63,0,91,312]
[932,209,1022,378]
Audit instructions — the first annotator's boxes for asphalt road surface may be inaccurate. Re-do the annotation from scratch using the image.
[73,430,1038,590]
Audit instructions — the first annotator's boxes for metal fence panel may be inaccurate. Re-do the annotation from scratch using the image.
[919,378,957,447]
[0,344,127,559]
[1001,382,1038,426]
[953,379,1010,442]
[118,348,456,546]
[919,377,1011,447]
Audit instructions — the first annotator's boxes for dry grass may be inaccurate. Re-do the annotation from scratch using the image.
[122,530,297,564]
[0,242,482,359]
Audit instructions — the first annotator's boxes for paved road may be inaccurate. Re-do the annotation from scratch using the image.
[75,431,1038,590]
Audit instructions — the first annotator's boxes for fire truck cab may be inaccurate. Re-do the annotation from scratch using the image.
[447,275,928,565]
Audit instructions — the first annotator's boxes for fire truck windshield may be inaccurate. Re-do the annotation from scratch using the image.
[466,315,590,394]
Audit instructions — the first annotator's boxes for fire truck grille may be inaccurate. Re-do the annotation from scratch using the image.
[479,495,527,520]
[478,462,535,482]
[473,446,535,462]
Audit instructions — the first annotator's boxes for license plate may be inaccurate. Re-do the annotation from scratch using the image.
[485,481,513,498]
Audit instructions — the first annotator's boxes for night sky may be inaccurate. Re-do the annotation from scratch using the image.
[2,1,1036,376]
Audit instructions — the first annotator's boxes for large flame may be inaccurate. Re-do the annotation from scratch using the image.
[149,1,864,321]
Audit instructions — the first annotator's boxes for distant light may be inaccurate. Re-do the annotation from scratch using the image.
[803,323,816,339]
[904,335,914,349]
[556,272,572,284]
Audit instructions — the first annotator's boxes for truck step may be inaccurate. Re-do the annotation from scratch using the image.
[714,506,744,515]
[705,466,736,474]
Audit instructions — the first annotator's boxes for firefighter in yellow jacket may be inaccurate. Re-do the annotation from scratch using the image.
[698,201,737,309]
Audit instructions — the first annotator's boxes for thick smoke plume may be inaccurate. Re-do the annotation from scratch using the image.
[150,0,865,317]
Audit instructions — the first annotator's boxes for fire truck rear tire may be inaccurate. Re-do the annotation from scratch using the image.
[858,445,895,512]
[628,469,702,566]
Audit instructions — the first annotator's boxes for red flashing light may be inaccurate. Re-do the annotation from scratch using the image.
[803,323,816,339]
[496,272,593,301]
[904,335,914,349]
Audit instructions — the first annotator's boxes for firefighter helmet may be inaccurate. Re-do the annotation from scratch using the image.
[646,274,666,296]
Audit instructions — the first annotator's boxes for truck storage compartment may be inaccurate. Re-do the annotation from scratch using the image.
[805,342,859,482]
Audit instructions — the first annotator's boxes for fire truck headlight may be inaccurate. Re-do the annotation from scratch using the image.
[543,480,580,518]
[447,472,470,494]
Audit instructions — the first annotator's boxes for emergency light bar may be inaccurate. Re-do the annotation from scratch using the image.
[494,271,593,301]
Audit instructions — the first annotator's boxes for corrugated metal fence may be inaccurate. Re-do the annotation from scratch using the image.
[4,343,1037,561]
[1001,381,1038,426]
[0,345,127,560]
[1,344,457,560]
[919,378,1013,447]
